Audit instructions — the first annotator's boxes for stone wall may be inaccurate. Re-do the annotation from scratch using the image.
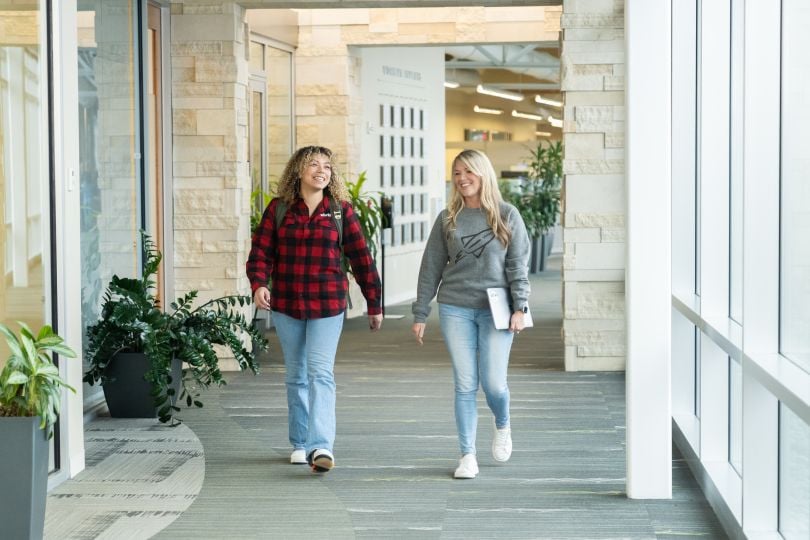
[560,0,626,370]
[170,1,251,368]
[293,6,560,175]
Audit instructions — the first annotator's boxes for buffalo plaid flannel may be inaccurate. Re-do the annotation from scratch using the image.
[246,196,382,319]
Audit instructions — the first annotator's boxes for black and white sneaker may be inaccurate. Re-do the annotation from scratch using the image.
[308,449,334,473]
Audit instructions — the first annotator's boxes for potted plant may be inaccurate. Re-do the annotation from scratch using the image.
[0,322,76,539]
[500,140,563,272]
[344,171,385,317]
[83,232,267,425]
[346,170,384,261]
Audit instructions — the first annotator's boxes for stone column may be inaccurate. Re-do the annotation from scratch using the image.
[295,14,357,171]
[560,0,626,371]
[170,1,250,368]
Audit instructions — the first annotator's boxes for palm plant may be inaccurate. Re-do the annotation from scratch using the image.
[83,232,267,424]
[0,322,76,438]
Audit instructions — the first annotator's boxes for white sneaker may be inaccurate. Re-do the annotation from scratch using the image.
[290,449,307,464]
[453,454,479,479]
[309,449,335,473]
[492,423,512,462]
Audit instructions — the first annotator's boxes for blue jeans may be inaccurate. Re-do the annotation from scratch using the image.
[439,303,514,456]
[272,311,344,455]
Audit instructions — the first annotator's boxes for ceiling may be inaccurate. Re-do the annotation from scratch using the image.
[444,42,562,135]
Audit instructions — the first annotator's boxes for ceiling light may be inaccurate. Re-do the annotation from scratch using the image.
[535,131,552,137]
[548,115,563,128]
[476,84,524,102]
[511,110,545,121]
[444,81,460,89]
[474,105,503,115]
[535,95,562,108]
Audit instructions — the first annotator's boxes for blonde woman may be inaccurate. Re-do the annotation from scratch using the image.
[247,146,382,473]
[411,149,530,479]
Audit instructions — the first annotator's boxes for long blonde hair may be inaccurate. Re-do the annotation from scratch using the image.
[276,146,349,204]
[446,149,511,246]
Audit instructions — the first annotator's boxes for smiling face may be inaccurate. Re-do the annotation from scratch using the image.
[299,153,332,196]
[452,159,483,207]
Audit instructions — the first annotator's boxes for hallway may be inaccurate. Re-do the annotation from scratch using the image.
[45,268,726,539]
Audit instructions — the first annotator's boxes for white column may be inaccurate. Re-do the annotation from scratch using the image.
[51,0,86,481]
[625,0,672,499]
[741,0,780,533]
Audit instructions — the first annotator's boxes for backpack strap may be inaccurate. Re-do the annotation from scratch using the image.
[274,200,288,231]
[328,196,343,246]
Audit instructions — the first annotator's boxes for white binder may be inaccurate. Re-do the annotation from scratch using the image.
[486,287,533,330]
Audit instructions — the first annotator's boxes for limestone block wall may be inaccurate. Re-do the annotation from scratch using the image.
[560,0,626,370]
[170,1,251,369]
[293,6,560,175]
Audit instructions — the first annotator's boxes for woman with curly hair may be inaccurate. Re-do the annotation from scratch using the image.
[247,145,382,473]
[411,149,530,479]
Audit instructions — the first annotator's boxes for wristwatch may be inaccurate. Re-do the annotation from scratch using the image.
[520,305,528,314]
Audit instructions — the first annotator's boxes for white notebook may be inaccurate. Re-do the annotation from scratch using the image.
[486,287,533,330]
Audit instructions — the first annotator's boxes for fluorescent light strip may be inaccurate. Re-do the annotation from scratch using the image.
[444,81,460,89]
[476,84,524,102]
[535,131,552,137]
[547,115,563,128]
[511,110,545,121]
[535,94,562,108]
[474,105,503,115]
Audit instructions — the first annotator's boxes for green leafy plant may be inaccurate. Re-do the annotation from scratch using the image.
[500,140,563,239]
[83,232,267,424]
[346,171,384,261]
[0,322,76,437]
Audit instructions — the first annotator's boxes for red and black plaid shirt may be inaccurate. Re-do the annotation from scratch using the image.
[246,197,382,320]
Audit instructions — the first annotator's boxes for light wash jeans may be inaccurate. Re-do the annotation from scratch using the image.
[272,311,344,455]
[439,303,514,456]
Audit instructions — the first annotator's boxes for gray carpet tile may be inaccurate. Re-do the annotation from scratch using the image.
[44,420,204,539]
[45,266,728,539]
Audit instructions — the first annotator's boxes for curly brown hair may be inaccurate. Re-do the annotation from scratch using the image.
[276,146,349,204]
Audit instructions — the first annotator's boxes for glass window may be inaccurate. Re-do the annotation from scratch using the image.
[0,3,48,368]
[265,45,293,191]
[779,404,810,539]
[729,356,742,474]
[249,40,264,72]
[780,0,810,372]
[77,1,143,408]
[729,0,743,323]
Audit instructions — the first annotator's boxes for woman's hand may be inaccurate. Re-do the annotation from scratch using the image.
[369,313,383,332]
[253,286,271,310]
[412,322,426,345]
[509,311,526,334]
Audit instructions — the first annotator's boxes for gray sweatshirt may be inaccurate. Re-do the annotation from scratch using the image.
[412,202,531,322]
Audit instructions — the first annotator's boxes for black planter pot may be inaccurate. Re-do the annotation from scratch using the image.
[102,352,182,418]
[0,416,48,540]
[528,233,554,273]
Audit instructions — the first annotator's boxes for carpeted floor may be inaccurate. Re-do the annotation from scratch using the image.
[44,265,728,539]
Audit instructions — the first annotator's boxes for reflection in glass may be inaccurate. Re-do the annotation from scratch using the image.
[779,404,810,539]
[77,1,142,408]
[0,5,47,369]
[780,0,810,372]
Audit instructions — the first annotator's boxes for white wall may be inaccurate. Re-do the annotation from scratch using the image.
[359,46,445,308]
